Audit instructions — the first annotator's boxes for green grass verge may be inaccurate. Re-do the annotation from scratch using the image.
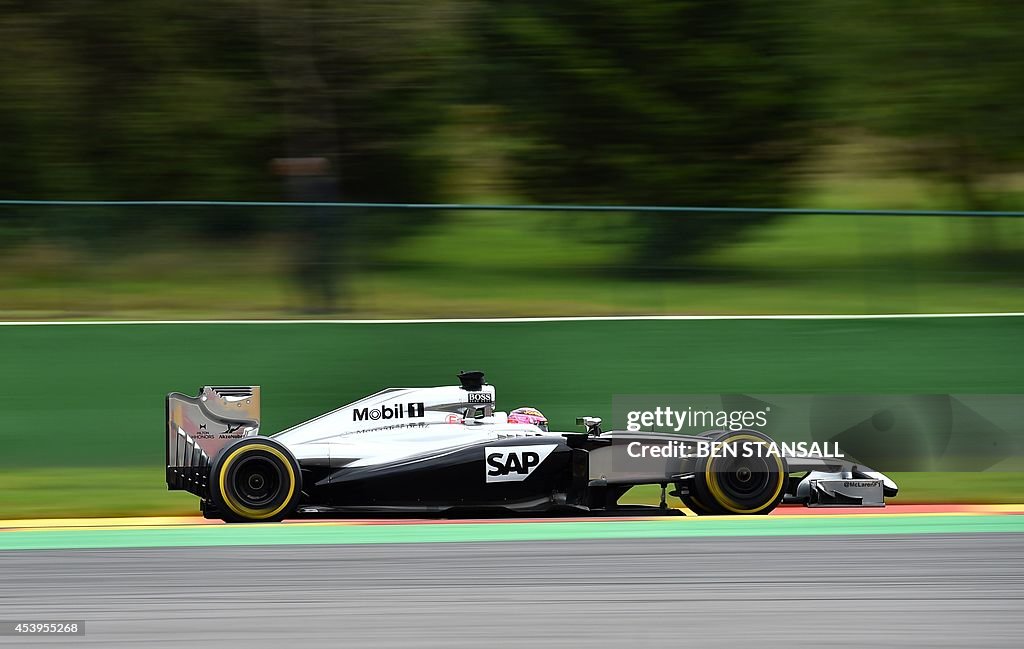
[1,206,1022,319]
[0,468,195,519]
[1,146,1022,320]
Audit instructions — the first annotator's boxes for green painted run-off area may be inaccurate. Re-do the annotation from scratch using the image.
[2,515,1023,551]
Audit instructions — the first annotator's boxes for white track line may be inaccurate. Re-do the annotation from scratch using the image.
[0,313,1022,326]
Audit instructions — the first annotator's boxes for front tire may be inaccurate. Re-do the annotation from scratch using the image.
[678,493,715,515]
[209,437,301,523]
[690,431,787,515]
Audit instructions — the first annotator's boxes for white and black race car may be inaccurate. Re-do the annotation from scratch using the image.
[166,371,898,522]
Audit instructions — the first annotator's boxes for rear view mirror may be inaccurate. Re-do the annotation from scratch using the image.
[576,416,603,435]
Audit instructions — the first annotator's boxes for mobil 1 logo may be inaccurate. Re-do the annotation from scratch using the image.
[353,402,425,422]
[485,444,557,483]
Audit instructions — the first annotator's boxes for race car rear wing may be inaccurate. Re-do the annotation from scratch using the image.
[166,386,260,496]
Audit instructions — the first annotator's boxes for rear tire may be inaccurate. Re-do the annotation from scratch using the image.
[691,430,787,515]
[209,437,301,523]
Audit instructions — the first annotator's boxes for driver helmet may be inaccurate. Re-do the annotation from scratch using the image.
[508,407,549,432]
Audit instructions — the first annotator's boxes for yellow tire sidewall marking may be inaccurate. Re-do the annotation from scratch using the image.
[218,443,296,520]
[705,434,785,514]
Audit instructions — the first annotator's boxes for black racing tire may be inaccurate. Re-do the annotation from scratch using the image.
[678,493,715,516]
[691,430,787,515]
[209,437,301,523]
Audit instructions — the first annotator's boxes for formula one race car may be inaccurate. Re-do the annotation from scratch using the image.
[166,372,898,522]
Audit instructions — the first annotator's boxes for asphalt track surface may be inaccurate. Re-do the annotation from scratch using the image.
[1,531,1023,648]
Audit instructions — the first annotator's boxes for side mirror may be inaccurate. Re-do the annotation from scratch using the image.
[576,416,603,436]
[464,405,492,424]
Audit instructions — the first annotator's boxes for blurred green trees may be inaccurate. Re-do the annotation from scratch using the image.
[0,0,1022,263]
[470,0,816,265]
[809,1,1024,212]
[0,1,454,202]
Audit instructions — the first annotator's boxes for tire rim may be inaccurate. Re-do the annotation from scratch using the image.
[228,454,285,509]
[716,456,773,502]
